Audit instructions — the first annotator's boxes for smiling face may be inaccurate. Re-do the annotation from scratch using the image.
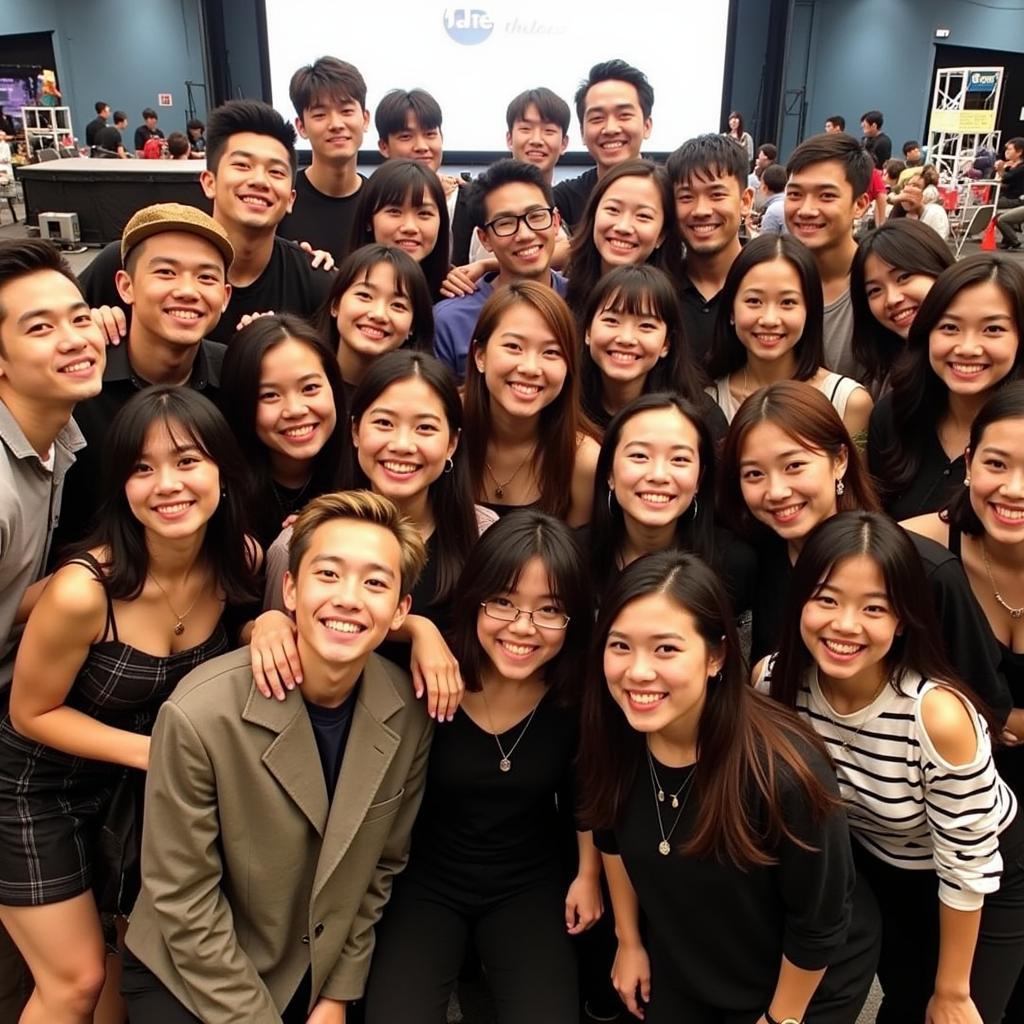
[593,175,665,270]
[507,102,568,178]
[586,296,668,386]
[610,407,701,529]
[928,280,1019,396]
[200,132,295,230]
[478,181,560,281]
[476,555,568,684]
[473,303,568,420]
[370,190,441,262]
[674,171,750,259]
[785,159,868,253]
[353,375,458,503]
[378,112,443,171]
[968,417,1024,542]
[283,518,411,673]
[124,418,221,541]
[297,96,369,163]
[732,257,807,365]
[739,420,847,545]
[604,592,723,739]
[334,262,414,368]
[863,253,936,340]
[800,554,898,692]
[0,268,105,408]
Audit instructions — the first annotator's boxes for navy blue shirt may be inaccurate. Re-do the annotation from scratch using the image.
[305,686,358,796]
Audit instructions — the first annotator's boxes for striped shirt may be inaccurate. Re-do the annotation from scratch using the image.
[759,663,1017,910]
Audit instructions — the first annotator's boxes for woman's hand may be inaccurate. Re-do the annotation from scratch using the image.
[926,991,983,1024]
[564,872,604,934]
[611,941,651,1019]
[405,616,464,721]
[249,610,301,700]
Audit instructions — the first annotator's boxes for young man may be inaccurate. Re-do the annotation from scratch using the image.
[860,109,892,168]
[94,110,128,158]
[60,203,232,545]
[665,133,752,365]
[0,239,105,1020]
[166,131,191,159]
[747,142,777,190]
[134,107,165,154]
[85,101,109,148]
[996,136,1024,249]
[748,162,787,236]
[554,59,654,233]
[278,57,369,261]
[82,100,333,344]
[824,115,845,133]
[434,159,566,380]
[785,132,872,377]
[122,491,433,1024]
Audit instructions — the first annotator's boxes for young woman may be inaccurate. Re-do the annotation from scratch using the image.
[868,253,1024,520]
[579,550,877,1024]
[768,511,1024,1024]
[464,280,599,525]
[313,243,434,402]
[723,110,754,163]
[363,511,602,1024]
[586,392,755,610]
[564,160,684,318]
[0,387,257,1023]
[347,159,451,299]
[579,264,726,439]
[850,218,954,398]
[706,235,873,437]
[220,313,349,551]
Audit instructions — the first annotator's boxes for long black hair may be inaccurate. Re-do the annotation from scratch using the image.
[70,386,259,605]
[350,350,479,605]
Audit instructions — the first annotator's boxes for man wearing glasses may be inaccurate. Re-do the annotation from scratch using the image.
[433,159,566,382]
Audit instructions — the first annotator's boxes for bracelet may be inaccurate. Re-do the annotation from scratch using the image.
[764,1011,802,1024]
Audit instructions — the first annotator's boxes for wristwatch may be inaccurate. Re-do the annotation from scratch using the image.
[764,1011,802,1024]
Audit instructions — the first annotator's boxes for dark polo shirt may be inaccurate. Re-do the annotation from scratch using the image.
[678,264,724,370]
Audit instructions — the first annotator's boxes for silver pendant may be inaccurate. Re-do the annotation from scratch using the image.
[499,757,511,772]
[656,788,665,802]
[670,795,679,809]
[658,839,670,856]
[173,621,185,636]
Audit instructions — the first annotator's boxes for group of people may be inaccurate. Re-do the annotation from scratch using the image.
[84,102,206,160]
[1,52,1024,1024]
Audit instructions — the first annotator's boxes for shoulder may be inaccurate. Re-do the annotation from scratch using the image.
[904,528,958,576]
[845,383,873,413]
[575,433,601,470]
[168,647,255,713]
[34,559,109,633]
[919,685,981,766]
[901,512,949,547]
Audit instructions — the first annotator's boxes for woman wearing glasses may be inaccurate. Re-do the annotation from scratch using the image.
[363,511,601,1024]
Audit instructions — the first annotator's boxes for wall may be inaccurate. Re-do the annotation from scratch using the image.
[0,0,206,145]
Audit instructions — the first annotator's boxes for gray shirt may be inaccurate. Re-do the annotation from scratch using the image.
[0,400,85,689]
[822,287,861,380]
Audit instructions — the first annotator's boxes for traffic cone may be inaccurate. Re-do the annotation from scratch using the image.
[981,216,998,251]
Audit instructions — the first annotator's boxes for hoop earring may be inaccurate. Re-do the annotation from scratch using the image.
[607,489,615,515]
[443,457,454,475]
[835,479,845,497]
[688,496,699,520]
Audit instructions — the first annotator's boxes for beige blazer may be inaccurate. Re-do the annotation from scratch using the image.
[125,646,433,1023]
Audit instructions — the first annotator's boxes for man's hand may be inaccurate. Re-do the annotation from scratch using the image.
[299,241,335,272]
[439,261,487,299]
[91,305,128,345]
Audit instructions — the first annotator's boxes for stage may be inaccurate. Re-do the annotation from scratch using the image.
[17,158,211,245]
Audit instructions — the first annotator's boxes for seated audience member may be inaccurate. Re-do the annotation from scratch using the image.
[784,131,873,377]
[94,110,128,158]
[134,107,164,154]
[186,117,206,154]
[895,139,924,187]
[85,101,109,149]
[746,141,777,195]
[121,491,432,1024]
[0,386,257,1024]
[278,56,369,261]
[747,162,787,236]
[666,134,753,365]
[59,203,232,546]
[824,114,846,133]
[860,109,891,168]
[434,159,567,381]
[891,172,949,240]
[0,240,105,1018]
[882,158,905,194]
[554,59,654,233]
[166,131,190,159]
[375,87,474,266]
[82,100,334,344]
[996,136,1024,250]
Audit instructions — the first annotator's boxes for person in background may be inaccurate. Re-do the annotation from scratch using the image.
[165,132,190,160]
[186,118,206,154]
[860,109,891,168]
[747,142,777,196]
[723,110,754,164]
[94,111,128,159]
[133,107,164,154]
[85,101,109,149]
[746,162,788,236]
[824,115,846,133]
[995,136,1024,251]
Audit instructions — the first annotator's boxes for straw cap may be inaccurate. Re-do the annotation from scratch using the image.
[120,202,233,268]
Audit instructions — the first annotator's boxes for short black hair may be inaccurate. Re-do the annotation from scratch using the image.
[467,159,553,229]
[825,115,845,131]
[205,99,297,174]
[883,158,906,180]
[860,109,884,128]
[761,163,787,193]
[289,56,367,116]
[0,239,81,332]
[758,143,778,161]
[95,101,108,115]
[1008,137,1024,152]
[142,107,158,121]
[375,88,442,140]
[113,110,127,126]
[505,87,571,135]
[166,132,190,158]
[666,133,749,191]
[574,59,654,124]
[902,140,920,156]
[186,118,205,132]
[786,132,873,197]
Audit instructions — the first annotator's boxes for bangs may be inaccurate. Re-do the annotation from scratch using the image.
[599,284,665,321]
[150,414,215,463]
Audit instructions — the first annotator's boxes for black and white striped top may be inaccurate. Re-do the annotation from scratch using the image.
[758,663,1017,910]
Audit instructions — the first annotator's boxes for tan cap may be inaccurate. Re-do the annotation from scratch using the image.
[120,202,234,268]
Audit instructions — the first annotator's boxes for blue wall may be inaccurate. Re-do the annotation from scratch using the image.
[0,0,206,145]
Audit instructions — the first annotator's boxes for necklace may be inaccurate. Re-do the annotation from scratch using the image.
[646,746,697,856]
[270,474,314,516]
[981,541,1024,619]
[484,446,535,500]
[148,572,201,636]
[479,687,541,772]
[816,671,889,750]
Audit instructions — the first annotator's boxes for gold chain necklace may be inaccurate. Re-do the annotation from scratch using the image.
[148,572,202,636]
[484,446,535,500]
[981,541,1024,619]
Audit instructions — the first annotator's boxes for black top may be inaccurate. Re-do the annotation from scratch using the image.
[587,390,729,445]
[93,125,124,156]
[133,124,164,152]
[677,265,723,370]
[867,393,964,520]
[53,340,225,551]
[406,691,576,895]
[85,116,107,147]
[864,132,892,169]
[277,170,366,261]
[750,530,1012,717]
[80,236,334,346]
[1001,162,1024,203]
[553,168,599,234]
[450,185,475,268]
[594,741,855,1012]
[304,686,358,796]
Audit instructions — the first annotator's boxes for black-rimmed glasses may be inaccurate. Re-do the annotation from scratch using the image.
[483,207,555,237]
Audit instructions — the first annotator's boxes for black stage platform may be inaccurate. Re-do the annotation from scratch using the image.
[18,158,210,245]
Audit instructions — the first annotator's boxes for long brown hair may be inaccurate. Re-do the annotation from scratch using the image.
[463,281,587,519]
[578,550,838,867]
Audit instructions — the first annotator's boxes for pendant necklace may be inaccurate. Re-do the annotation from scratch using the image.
[981,541,1024,619]
[484,446,535,500]
[480,687,541,772]
[149,573,201,636]
[816,671,889,750]
[646,745,696,856]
